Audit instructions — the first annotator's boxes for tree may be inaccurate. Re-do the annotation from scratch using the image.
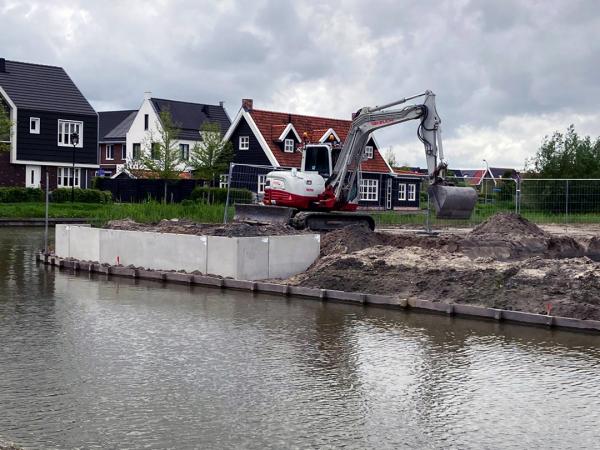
[189,121,233,186]
[384,146,397,168]
[0,100,12,152]
[125,110,183,202]
[525,125,600,178]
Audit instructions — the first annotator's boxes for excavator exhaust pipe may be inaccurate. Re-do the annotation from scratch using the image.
[428,184,478,220]
[233,203,295,225]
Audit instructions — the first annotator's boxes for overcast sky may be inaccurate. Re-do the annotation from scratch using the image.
[2,0,599,169]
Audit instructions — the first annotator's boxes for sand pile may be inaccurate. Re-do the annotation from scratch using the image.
[105,219,303,237]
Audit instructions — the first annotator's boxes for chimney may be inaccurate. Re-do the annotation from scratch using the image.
[242,98,253,111]
[0,59,5,73]
[144,91,152,100]
[219,101,224,107]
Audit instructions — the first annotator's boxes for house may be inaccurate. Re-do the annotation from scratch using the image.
[455,167,519,187]
[0,58,98,189]
[109,92,231,178]
[98,110,137,177]
[223,99,421,209]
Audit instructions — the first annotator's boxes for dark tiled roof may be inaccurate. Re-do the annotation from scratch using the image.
[0,59,96,115]
[98,110,137,141]
[151,98,231,140]
[249,108,391,173]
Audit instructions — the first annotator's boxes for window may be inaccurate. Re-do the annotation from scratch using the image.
[144,114,149,131]
[150,142,159,160]
[239,136,249,150]
[57,167,81,188]
[180,143,190,161]
[408,183,416,201]
[121,144,127,160]
[398,183,406,201]
[30,117,40,134]
[106,144,114,160]
[360,178,378,201]
[257,174,267,194]
[284,139,294,153]
[364,145,373,159]
[219,174,229,189]
[58,120,83,147]
[132,143,141,159]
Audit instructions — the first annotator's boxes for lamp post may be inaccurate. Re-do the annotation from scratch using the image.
[482,159,489,205]
[71,132,79,202]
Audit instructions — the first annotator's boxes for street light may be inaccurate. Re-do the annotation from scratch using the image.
[71,132,79,202]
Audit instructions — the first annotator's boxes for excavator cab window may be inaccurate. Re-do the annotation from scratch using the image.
[303,145,331,177]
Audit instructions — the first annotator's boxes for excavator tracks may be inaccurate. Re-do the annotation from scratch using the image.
[291,211,375,231]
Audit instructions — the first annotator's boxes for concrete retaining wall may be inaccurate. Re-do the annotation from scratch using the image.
[55,225,320,280]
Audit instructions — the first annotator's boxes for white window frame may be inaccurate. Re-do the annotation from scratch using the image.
[239,136,249,150]
[360,178,378,202]
[398,183,406,201]
[257,174,267,194]
[57,120,83,148]
[30,117,40,134]
[180,143,190,161]
[219,174,229,189]
[284,138,294,153]
[105,144,114,160]
[364,145,373,159]
[132,143,141,159]
[121,144,127,160]
[408,183,416,201]
[57,167,81,188]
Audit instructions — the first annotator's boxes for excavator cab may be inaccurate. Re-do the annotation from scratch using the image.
[302,144,332,177]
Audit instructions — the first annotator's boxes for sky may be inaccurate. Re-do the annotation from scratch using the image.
[1,0,599,169]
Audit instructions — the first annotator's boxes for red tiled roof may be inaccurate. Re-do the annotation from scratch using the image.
[249,108,391,173]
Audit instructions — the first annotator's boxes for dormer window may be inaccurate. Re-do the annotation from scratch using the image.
[284,139,294,153]
[364,145,374,159]
[30,117,40,134]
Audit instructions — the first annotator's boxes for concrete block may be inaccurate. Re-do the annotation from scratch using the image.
[502,310,553,326]
[325,289,366,304]
[268,234,320,279]
[110,266,137,278]
[288,285,325,299]
[137,269,165,281]
[453,304,499,320]
[69,226,101,262]
[365,294,407,308]
[165,272,193,284]
[553,316,600,332]
[223,279,256,291]
[55,224,70,258]
[408,298,454,314]
[100,229,208,273]
[192,275,223,288]
[255,282,289,296]
[207,236,269,280]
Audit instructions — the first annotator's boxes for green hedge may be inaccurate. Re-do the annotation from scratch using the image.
[0,187,44,203]
[190,186,253,204]
[51,188,113,203]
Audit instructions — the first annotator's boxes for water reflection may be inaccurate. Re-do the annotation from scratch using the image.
[0,228,599,449]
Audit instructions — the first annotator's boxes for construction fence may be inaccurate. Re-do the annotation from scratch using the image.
[223,163,600,229]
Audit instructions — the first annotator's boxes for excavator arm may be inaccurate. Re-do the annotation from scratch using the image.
[322,90,477,219]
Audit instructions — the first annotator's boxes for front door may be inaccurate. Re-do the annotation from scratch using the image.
[25,165,41,188]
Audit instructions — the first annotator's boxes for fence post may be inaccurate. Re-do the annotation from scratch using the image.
[565,179,569,231]
[223,163,235,224]
[515,178,520,214]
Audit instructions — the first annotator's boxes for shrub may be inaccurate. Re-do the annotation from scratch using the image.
[51,188,113,203]
[190,186,253,204]
[0,187,44,202]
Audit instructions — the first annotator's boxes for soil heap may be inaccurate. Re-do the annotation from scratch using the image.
[290,213,600,321]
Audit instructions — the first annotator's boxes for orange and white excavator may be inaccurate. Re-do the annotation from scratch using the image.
[235,90,477,230]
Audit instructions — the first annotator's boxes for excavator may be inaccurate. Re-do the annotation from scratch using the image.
[235,90,477,230]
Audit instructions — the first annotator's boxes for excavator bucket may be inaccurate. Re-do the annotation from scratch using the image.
[233,203,295,225]
[428,185,478,220]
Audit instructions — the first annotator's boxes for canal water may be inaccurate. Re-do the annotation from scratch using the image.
[0,228,599,449]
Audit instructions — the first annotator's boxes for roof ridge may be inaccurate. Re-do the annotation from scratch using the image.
[152,97,224,108]
[251,108,351,123]
[6,59,64,70]
[98,109,138,114]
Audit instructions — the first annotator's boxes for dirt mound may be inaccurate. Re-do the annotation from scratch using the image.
[470,213,546,238]
[105,219,302,237]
